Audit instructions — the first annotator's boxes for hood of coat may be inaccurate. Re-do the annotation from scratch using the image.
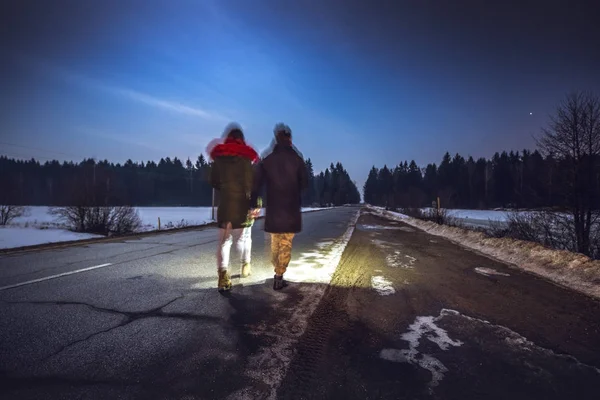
[209,137,259,163]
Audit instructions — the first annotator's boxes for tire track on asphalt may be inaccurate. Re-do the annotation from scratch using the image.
[277,214,368,400]
[227,210,361,400]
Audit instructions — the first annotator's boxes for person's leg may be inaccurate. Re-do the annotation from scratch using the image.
[217,223,233,291]
[277,233,295,275]
[273,233,295,290]
[270,233,280,271]
[238,226,252,277]
[230,227,248,277]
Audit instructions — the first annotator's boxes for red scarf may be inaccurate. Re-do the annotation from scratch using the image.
[210,138,259,163]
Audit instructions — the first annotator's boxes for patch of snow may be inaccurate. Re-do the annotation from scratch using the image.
[380,311,463,392]
[371,276,395,296]
[286,238,348,284]
[445,209,511,222]
[0,227,102,250]
[386,250,416,269]
[372,239,393,249]
[358,224,409,231]
[474,267,510,277]
[368,206,600,301]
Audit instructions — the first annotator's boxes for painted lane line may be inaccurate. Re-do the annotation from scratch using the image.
[0,263,113,291]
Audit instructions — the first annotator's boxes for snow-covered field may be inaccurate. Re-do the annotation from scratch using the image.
[424,208,512,222]
[0,227,103,250]
[446,209,511,222]
[0,206,330,250]
[420,208,512,229]
[368,206,600,301]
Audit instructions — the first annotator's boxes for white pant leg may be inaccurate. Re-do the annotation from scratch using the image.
[238,227,252,264]
[231,227,250,265]
[217,224,233,271]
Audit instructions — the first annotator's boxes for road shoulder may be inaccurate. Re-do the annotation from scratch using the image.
[278,209,600,399]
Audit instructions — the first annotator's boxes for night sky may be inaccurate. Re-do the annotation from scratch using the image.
[1,0,599,192]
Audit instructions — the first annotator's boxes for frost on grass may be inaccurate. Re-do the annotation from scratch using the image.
[371,276,395,296]
[368,206,600,300]
[475,267,510,277]
[380,311,463,392]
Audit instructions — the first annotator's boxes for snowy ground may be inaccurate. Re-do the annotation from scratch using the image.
[368,206,600,301]
[422,208,512,229]
[0,206,331,250]
[430,208,512,222]
[0,228,103,250]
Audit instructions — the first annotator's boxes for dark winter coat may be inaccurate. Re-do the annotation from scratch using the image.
[252,143,308,233]
[210,138,259,229]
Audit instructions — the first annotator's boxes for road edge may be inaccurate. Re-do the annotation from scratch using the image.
[0,208,334,256]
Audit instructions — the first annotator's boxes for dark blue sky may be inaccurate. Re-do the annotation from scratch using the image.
[1,0,599,191]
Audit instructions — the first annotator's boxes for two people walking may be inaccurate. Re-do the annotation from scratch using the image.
[208,122,308,292]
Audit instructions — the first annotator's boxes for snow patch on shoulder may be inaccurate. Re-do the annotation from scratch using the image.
[373,239,392,249]
[475,267,510,277]
[358,224,413,232]
[380,311,463,392]
[386,250,417,269]
[371,276,395,296]
[0,226,102,250]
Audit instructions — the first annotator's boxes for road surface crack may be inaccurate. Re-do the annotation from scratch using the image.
[8,297,224,361]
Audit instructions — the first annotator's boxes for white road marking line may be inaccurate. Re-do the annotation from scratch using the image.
[0,263,113,291]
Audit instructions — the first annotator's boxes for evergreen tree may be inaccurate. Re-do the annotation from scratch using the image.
[364,167,379,205]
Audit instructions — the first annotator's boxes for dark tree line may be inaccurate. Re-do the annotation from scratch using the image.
[305,161,361,207]
[365,149,600,212]
[363,150,591,210]
[365,91,600,258]
[0,155,360,208]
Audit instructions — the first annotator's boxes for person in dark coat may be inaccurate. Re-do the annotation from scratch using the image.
[209,123,260,292]
[251,123,308,290]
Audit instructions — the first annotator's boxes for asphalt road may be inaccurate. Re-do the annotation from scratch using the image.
[2,206,600,400]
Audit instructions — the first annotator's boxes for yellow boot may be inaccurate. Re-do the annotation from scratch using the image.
[241,262,252,278]
[218,270,232,292]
